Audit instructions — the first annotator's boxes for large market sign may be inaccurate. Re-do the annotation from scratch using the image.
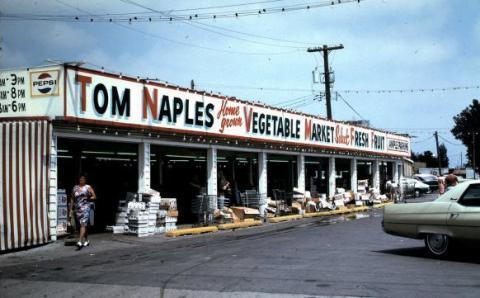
[0,66,410,157]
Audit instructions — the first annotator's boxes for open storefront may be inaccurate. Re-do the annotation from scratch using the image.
[56,138,138,232]
[0,65,411,251]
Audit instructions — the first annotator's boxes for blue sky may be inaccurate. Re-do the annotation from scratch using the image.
[1,0,479,167]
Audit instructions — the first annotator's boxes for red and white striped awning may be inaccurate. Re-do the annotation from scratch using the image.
[0,120,51,251]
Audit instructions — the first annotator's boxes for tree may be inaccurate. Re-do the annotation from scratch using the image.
[438,143,449,168]
[412,147,449,168]
[451,99,480,169]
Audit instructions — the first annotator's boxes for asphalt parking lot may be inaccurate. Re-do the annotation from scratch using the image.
[1,193,479,298]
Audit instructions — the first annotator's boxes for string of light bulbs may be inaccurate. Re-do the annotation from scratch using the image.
[0,0,362,23]
[196,83,480,94]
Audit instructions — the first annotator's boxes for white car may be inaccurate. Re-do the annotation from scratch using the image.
[394,177,430,198]
[383,180,480,257]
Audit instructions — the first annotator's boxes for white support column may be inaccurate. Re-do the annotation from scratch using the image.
[328,157,336,199]
[350,157,358,193]
[138,142,151,193]
[398,161,404,179]
[48,133,58,241]
[393,161,399,183]
[297,154,305,193]
[373,159,380,190]
[207,146,218,196]
[258,151,268,217]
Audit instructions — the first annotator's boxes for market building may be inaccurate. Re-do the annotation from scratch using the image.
[0,65,411,251]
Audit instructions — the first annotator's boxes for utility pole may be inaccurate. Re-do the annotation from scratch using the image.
[473,132,477,179]
[307,44,344,120]
[434,131,442,175]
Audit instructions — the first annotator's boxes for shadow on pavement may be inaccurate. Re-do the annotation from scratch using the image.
[375,245,480,265]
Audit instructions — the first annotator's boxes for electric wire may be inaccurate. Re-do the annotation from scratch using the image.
[336,92,364,120]
[270,94,314,106]
[53,0,302,56]
[411,135,434,144]
[438,135,465,147]
[194,83,480,94]
[0,0,363,22]
[119,0,307,49]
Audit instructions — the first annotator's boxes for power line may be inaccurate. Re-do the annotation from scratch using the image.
[411,135,434,144]
[114,21,302,55]
[119,0,306,49]
[196,82,480,94]
[438,135,465,147]
[270,94,314,106]
[53,0,302,56]
[1,0,363,22]
[342,85,480,94]
[336,92,365,120]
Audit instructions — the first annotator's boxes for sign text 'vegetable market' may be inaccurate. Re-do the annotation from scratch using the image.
[67,68,410,157]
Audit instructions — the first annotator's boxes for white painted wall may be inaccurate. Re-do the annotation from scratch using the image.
[48,133,58,241]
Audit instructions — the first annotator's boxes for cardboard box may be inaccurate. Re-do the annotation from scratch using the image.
[167,210,179,217]
[160,198,177,210]
[165,216,178,223]
[291,202,303,214]
[230,207,260,221]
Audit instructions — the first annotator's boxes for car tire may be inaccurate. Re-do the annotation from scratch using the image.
[414,190,420,198]
[425,234,450,257]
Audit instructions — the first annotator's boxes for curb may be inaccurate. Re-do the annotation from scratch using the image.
[373,201,394,209]
[218,220,263,230]
[268,214,303,223]
[165,226,218,237]
[165,205,376,237]
[303,206,369,218]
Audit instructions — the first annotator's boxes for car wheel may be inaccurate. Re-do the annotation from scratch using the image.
[414,190,420,198]
[425,234,450,257]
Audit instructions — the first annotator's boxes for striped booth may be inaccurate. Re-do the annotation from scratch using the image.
[0,120,51,251]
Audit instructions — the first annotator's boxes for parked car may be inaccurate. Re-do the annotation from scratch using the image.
[391,178,430,199]
[382,180,480,257]
[405,177,430,197]
[414,174,439,191]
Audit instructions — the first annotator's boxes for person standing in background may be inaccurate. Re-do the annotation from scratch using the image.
[438,176,446,195]
[444,168,459,191]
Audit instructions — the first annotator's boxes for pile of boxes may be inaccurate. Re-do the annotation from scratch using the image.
[112,190,177,237]
[127,202,149,237]
[158,198,178,232]
[357,180,370,205]
[56,189,68,235]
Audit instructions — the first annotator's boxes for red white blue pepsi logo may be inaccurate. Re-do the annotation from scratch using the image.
[32,72,57,94]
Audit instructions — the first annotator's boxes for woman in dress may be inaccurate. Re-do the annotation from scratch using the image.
[69,174,96,248]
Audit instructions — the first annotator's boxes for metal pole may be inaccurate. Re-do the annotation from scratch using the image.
[434,131,442,175]
[473,133,477,179]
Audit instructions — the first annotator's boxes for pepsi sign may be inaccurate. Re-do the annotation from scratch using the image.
[30,70,59,97]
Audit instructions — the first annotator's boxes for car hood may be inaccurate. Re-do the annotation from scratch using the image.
[384,202,433,214]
